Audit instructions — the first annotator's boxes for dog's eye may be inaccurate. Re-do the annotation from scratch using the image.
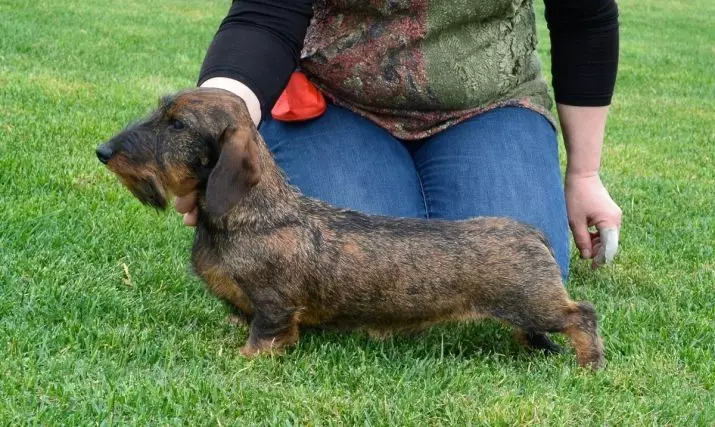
[168,119,184,130]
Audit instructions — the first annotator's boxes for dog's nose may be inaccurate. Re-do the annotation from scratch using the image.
[96,144,113,164]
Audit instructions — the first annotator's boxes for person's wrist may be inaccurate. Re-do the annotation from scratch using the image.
[200,77,262,126]
[566,169,600,182]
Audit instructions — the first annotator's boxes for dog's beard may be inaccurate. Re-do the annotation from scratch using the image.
[124,176,167,210]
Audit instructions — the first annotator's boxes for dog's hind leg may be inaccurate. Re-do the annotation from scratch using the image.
[560,302,605,370]
[494,298,604,369]
[514,329,563,354]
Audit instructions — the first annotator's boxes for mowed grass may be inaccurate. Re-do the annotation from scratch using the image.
[1,0,713,424]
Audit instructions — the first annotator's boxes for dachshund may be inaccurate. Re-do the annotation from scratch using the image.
[96,87,604,369]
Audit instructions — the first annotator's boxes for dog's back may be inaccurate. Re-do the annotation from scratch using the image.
[294,198,566,332]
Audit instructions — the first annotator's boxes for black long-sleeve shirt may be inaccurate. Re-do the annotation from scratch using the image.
[199,0,619,119]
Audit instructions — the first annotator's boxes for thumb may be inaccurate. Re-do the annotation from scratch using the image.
[174,192,197,214]
[570,216,593,259]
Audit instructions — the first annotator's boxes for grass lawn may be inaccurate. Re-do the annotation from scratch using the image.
[1,0,713,424]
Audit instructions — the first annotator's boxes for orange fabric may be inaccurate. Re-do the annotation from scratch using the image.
[271,71,326,122]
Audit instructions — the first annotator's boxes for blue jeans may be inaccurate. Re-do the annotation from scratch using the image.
[260,104,570,281]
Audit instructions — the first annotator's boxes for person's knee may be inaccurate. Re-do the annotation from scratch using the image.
[415,108,569,281]
[258,106,427,218]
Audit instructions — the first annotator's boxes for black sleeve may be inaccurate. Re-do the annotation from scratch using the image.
[544,0,620,106]
[197,0,314,118]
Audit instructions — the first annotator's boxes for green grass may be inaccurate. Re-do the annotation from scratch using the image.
[1,0,713,424]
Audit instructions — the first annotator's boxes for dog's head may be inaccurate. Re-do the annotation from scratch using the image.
[96,88,262,217]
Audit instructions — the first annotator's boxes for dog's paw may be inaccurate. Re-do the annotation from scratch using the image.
[226,314,248,326]
[239,342,287,358]
[239,344,261,358]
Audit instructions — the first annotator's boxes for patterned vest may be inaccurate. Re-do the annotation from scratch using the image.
[300,0,554,139]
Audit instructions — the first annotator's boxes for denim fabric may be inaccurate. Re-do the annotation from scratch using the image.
[260,104,570,281]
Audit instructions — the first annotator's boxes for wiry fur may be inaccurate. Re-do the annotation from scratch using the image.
[97,88,605,369]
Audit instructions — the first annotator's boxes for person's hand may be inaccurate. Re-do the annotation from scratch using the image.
[175,192,198,226]
[565,173,622,268]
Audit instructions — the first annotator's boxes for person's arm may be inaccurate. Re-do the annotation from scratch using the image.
[544,0,622,267]
[198,0,313,124]
[559,105,622,267]
[177,0,314,225]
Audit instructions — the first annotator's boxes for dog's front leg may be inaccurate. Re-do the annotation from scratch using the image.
[240,306,300,357]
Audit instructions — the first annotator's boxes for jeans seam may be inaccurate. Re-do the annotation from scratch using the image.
[412,161,430,219]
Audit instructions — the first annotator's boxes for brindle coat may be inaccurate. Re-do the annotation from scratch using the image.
[96,88,605,369]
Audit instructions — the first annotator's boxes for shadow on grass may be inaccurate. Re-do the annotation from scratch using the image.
[223,318,568,368]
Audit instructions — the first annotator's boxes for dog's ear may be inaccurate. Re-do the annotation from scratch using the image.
[205,125,261,217]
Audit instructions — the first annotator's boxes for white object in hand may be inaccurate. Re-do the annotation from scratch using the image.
[594,227,619,266]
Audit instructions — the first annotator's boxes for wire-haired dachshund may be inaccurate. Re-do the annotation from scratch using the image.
[96,88,604,369]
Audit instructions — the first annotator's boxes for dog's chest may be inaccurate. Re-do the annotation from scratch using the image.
[193,225,236,265]
[191,222,279,283]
